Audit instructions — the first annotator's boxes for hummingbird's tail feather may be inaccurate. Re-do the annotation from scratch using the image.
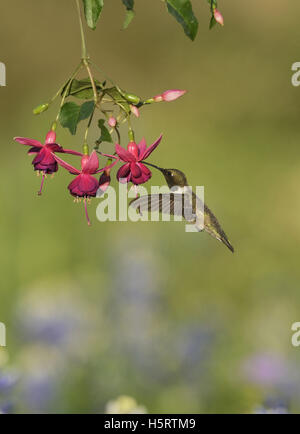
[204,205,234,253]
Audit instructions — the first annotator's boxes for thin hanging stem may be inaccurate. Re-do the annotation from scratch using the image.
[56,62,83,122]
[84,106,96,144]
[84,60,99,105]
[127,116,135,142]
[76,0,88,59]
[90,61,116,86]
[75,1,98,103]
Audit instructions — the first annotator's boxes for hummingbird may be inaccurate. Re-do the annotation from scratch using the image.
[130,163,234,253]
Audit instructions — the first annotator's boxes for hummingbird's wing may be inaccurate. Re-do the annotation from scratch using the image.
[129,194,195,221]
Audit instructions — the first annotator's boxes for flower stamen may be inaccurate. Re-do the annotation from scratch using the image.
[37,173,46,196]
[84,197,91,226]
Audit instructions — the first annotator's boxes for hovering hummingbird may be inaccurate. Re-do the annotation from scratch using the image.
[130,163,234,253]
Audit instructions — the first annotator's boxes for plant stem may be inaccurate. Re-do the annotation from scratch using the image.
[76,0,88,59]
[127,117,135,142]
[84,105,96,145]
[49,63,82,106]
[56,62,83,122]
[84,59,98,105]
[91,61,116,86]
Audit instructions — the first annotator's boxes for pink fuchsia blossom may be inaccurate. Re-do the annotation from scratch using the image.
[115,135,162,185]
[154,89,186,103]
[214,9,224,26]
[54,151,118,225]
[108,116,117,128]
[14,131,82,195]
[130,105,140,118]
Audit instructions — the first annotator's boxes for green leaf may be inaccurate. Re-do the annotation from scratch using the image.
[123,9,135,29]
[166,0,198,41]
[122,0,135,29]
[63,78,103,99]
[79,101,95,122]
[82,0,104,30]
[122,0,134,8]
[59,101,94,135]
[103,87,124,101]
[102,87,131,114]
[98,119,112,143]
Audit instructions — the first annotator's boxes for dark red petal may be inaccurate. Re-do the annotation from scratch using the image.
[141,134,163,160]
[115,144,136,162]
[28,146,41,155]
[68,176,82,197]
[132,163,152,184]
[117,163,131,183]
[99,173,111,187]
[137,138,147,159]
[130,162,142,178]
[32,149,46,165]
[45,143,64,153]
[14,137,43,148]
[53,154,80,175]
[61,148,83,156]
[34,161,58,174]
[82,151,99,174]
[138,163,151,177]
[40,148,56,165]
[72,174,99,197]
[95,157,119,174]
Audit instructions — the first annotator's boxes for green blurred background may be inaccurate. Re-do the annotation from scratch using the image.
[1,0,300,413]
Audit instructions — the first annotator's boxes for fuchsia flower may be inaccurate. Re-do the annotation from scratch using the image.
[14,131,82,195]
[53,151,118,225]
[214,9,224,26]
[115,135,162,185]
[154,90,186,102]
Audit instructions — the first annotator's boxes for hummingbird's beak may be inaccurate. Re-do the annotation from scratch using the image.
[143,162,164,172]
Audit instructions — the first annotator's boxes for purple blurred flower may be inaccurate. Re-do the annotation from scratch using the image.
[242,353,289,386]
[0,371,18,393]
[253,398,289,414]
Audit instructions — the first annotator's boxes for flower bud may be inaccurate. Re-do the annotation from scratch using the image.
[98,170,111,195]
[161,89,186,102]
[116,86,141,105]
[33,103,49,115]
[81,154,90,170]
[108,116,117,128]
[153,89,186,102]
[153,95,163,103]
[130,105,140,118]
[45,130,56,144]
[124,93,141,105]
[214,9,224,26]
